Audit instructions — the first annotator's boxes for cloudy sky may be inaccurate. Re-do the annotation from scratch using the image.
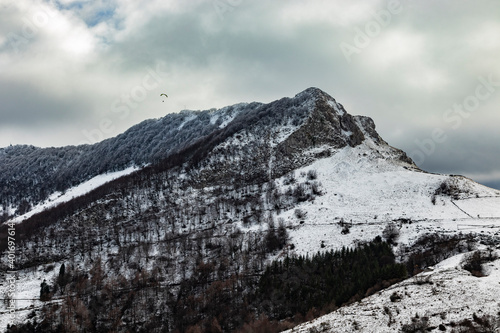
[1,0,499,189]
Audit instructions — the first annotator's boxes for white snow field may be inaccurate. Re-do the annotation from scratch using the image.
[5,166,140,225]
[454,197,500,218]
[274,141,500,257]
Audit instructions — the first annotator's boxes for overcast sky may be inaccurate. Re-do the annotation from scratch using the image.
[1,0,499,189]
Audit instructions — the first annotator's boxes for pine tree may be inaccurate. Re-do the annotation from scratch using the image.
[40,279,51,301]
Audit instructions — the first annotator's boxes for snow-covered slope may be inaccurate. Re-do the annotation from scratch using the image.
[271,134,500,257]
[6,166,140,224]
[0,103,260,218]
[284,250,500,333]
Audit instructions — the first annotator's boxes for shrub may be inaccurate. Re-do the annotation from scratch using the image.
[40,279,51,301]
[401,316,429,333]
[390,292,401,302]
[450,313,500,332]
[284,172,296,185]
[461,249,498,277]
[339,218,351,234]
[403,233,476,276]
[434,179,463,200]
[293,183,310,202]
[311,181,322,196]
[294,209,307,220]
[307,169,318,180]
[382,223,400,245]
[44,264,55,273]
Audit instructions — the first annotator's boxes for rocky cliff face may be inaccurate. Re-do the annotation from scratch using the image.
[191,87,417,186]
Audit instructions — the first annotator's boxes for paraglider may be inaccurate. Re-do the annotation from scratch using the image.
[160,93,168,102]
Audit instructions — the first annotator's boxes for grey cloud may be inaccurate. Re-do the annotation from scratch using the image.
[0,79,93,126]
[0,0,499,190]
[394,129,500,189]
[483,180,500,190]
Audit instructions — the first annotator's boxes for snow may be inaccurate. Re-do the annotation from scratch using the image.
[212,102,250,129]
[2,140,499,331]
[218,114,236,128]
[435,252,466,270]
[271,125,303,147]
[209,111,219,125]
[266,139,500,332]
[2,90,500,331]
[0,204,15,217]
[454,197,500,218]
[328,100,345,115]
[4,166,140,225]
[284,251,500,333]
[177,114,197,130]
[0,264,60,331]
[273,141,500,257]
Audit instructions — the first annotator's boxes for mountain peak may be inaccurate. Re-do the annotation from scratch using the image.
[294,87,340,107]
[0,88,416,218]
[294,86,327,98]
[286,87,417,167]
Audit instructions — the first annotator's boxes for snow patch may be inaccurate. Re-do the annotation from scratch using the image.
[5,166,141,225]
[328,100,345,115]
[453,197,500,218]
[217,103,248,128]
[177,114,197,130]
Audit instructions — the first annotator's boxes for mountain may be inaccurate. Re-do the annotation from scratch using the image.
[0,87,414,221]
[1,88,499,332]
[0,102,257,220]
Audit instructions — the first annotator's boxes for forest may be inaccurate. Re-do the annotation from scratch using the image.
[6,238,408,333]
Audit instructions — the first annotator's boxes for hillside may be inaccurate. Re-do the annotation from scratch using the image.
[285,250,500,333]
[1,88,500,332]
[0,103,258,220]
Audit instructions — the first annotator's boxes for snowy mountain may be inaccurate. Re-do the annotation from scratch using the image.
[0,102,257,220]
[0,87,413,222]
[1,88,499,332]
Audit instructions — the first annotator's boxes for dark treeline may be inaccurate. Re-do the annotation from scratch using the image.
[6,239,407,333]
[399,233,476,276]
[255,237,407,320]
